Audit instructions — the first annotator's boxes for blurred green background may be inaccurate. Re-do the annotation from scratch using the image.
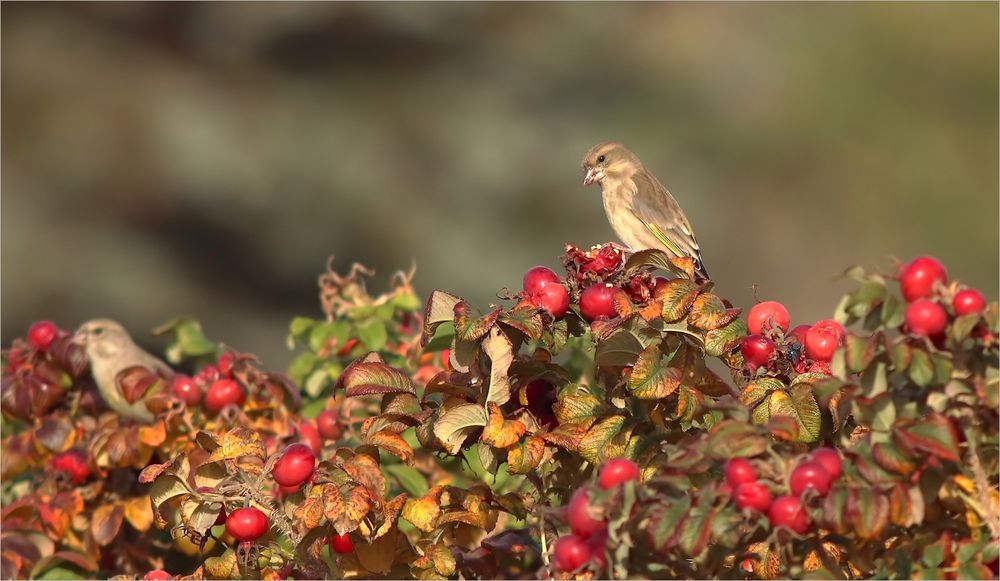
[3,3,997,368]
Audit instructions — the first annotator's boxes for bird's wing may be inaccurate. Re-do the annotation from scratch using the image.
[628,172,701,255]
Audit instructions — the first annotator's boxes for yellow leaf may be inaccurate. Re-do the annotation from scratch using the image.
[204,549,239,579]
[402,486,444,533]
[367,431,414,465]
[123,496,154,532]
[480,403,526,449]
[507,436,545,475]
[208,426,266,463]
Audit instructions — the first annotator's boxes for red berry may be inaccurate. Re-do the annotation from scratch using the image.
[579,284,619,321]
[790,324,810,347]
[899,256,948,302]
[172,375,202,406]
[272,443,316,488]
[805,360,832,375]
[598,458,640,489]
[204,379,246,415]
[217,352,235,376]
[905,299,948,337]
[279,484,302,495]
[809,448,842,480]
[529,283,570,319]
[552,534,592,572]
[812,319,846,342]
[316,410,343,440]
[953,289,987,317]
[28,321,60,352]
[523,266,561,294]
[734,481,773,513]
[566,489,604,539]
[298,420,323,454]
[790,461,833,497]
[805,326,842,362]
[51,449,91,485]
[588,527,609,570]
[747,301,790,335]
[740,335,775,369]
[329,533,354,554]
[143,570,173,580]
[725,458,757,487]
[225,507,269,542]
[768,495,809,534]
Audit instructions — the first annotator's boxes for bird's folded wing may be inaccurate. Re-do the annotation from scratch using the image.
[630,193,701,262]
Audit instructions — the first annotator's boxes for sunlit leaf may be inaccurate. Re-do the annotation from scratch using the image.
[480,403,526,448]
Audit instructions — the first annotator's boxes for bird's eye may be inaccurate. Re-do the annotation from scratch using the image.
[597,155,606,163]
[93,327,104,336]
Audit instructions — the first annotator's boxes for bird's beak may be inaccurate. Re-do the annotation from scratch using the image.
[583,167,602,186]
[70,331,86,346]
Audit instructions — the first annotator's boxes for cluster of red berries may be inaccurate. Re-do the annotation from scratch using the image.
[170,352,246,415]
[898,256,989,341]
[741,301,845,376]
[554,458,640,572]
[726,448,842,534]
[522,244,671,324]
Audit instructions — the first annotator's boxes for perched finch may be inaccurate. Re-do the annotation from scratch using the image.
[582,142,709,281]
[74,319,171,423]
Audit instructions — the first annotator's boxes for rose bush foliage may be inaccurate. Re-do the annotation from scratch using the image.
[1,247,997,580]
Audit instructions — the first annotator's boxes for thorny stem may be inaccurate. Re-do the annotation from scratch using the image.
[964,423,1000,541]
[538,468,550,568]
[247,459,303,546]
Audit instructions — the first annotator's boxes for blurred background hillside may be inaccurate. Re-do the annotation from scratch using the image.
[3,2,997,367]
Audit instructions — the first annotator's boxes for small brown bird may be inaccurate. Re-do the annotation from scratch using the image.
[582,142,709,281]
[74,319,171,423]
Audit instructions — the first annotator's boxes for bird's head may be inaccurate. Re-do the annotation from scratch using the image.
[581,142,639,187]
[74,319,133,360]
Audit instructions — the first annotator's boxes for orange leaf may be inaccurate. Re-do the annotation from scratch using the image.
[208,426,266,463]
[123,496,154,532]
[480,403,526,449]
[91,503,124,547]
[401,486,444,533]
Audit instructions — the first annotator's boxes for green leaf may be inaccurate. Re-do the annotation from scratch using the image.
[676,385,705,425]
[889,339,912,371]
[951,313,981,343]
[656,279,700,322]
[892,413,960,462]
[847,281,887,319]
[845,332,881,373]
[421,290,462,346]
[871,441,916,475]
[688,293,740,331]
[578,415,626,463]
[628,344,682,400]
[908,347,934,387]
[287,351,318,386]
[499,304,544,340]
[594,329,643,367]
[393,291,422,312]
[357,319,388,352]
[849,486,889,541]
[482,326,514,406]
[677,502,714,557]
[307,321,350,353]
[647,495,691,551]
[304,368,331,398]
[432,403,488,454]
[455,302,502,342]
[881,293,906,329]
[766,386,821,443]
[704,318,747,357]
[385,464,429,497]
[287,316,316,346]
[740,377,784,409]
[153,317,218,364]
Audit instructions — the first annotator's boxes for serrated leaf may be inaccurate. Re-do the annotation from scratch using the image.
[704,318,747,357]
[208,426,266,463]
[872,441,917,475]
[628,344,682,400]
[740,377,785,409]
[433,403,488,454]
[499,303,544,340]
[766,386,821,443]
[554,390,602,424]
[367,431,414,464]
[656,279,700,322]
[483,326,514,406]
[341,362,416,397]
[594,329,644,367]
[676,386,705,424]
[454,302,502,342]
[507,436,545,474]
[688,293,740,331]
[480,403,526,448]
[578,415,626,463]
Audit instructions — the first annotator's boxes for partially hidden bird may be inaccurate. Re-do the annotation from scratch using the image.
[581,141,709,281]
[74,319,171,423]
